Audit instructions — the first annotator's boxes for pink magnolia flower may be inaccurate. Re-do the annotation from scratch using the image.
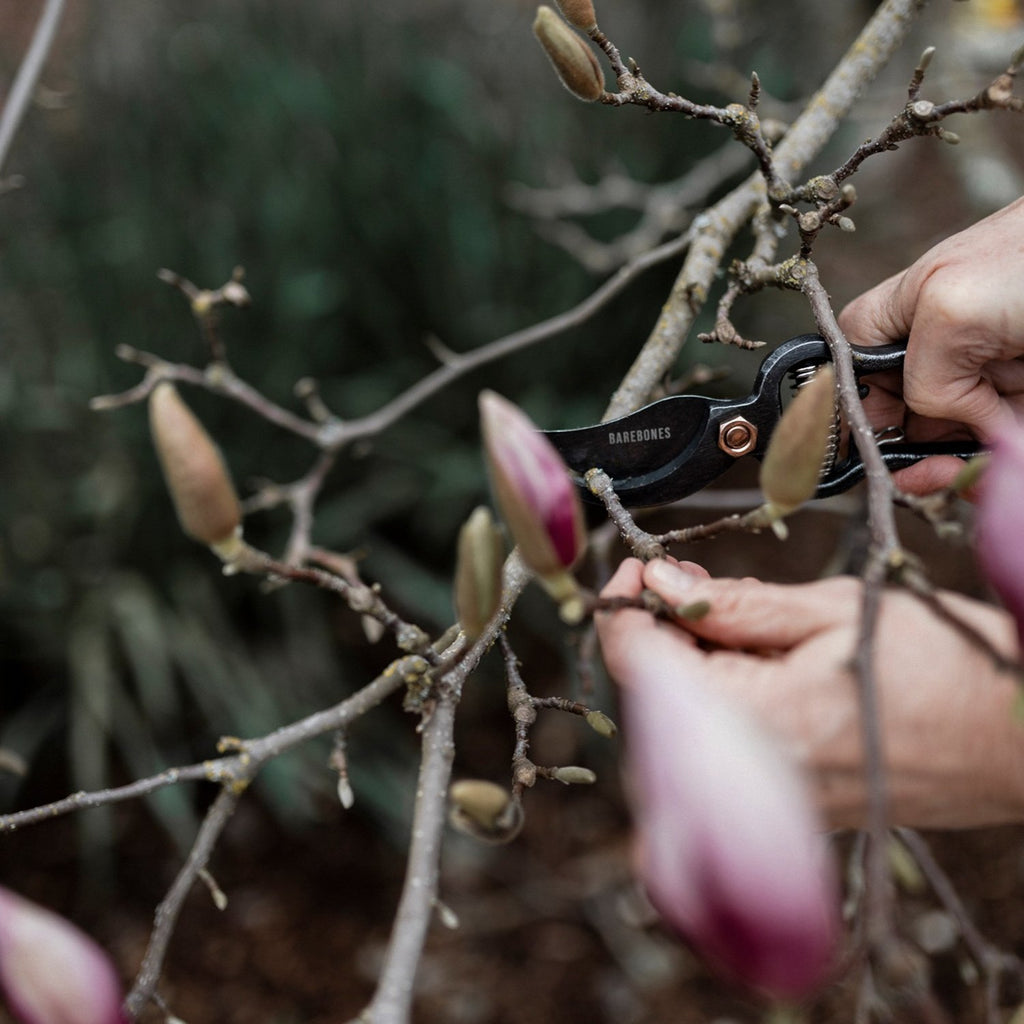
[478,390,586,579]
[977,424,1024,648]
[0,887,124,1024]
[620,644,839,998]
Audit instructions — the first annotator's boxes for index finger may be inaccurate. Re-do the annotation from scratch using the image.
[839,271,910,348]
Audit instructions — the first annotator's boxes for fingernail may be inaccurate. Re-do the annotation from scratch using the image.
[646,558,696,593]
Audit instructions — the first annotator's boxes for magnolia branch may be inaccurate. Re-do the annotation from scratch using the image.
[604,0,924,420]
[92,225,695,450]
[89,231,693,566]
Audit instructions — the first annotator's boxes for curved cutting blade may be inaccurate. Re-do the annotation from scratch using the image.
[544,395,725,506]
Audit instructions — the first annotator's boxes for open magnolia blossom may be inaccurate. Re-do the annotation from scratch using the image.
[619,642,839,998]
[0,886,124,1024]
[478,391,586,616]
[977,420,1024,649]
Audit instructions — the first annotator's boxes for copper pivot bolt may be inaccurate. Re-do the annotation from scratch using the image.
[718,416,758,456]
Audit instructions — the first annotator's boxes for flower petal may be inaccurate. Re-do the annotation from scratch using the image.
[620,642,838,997]
[0,887,123,1024]
[977,422,1024,647]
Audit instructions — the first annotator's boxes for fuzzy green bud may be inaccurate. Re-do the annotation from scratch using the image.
[532,6,604,102]
[759,365,836,514]
[454,506,505,641]
[149,383,242,549]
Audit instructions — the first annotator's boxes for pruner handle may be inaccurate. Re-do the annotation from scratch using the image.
[814,339,983,495]
[815,439,983,497]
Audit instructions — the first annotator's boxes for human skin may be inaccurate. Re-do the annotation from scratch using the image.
[841,196,1024,494]
[597,557,1024,830]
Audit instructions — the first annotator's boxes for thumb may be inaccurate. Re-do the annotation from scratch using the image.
[642,560,859,651]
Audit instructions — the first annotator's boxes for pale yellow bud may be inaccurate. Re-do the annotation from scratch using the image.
[759,365,836,513]
[585,709,617,739]
[148,382,242,547]
[552,765,597,785]
[532,6,604,102]
[454,506,505,641]
[449,779,523,844]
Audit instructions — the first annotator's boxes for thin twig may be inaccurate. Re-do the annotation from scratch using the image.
[900,567,1023,679]
[0,0,67,178]
[124,787,241,1017]
[0,765,210,833]
[0,665,411,838]
[93,230,695,462]
[91,347,326,443]
[324,229,696,449]
[896,827,1024,1024]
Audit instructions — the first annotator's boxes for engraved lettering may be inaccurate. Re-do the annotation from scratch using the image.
[607,427,671,444]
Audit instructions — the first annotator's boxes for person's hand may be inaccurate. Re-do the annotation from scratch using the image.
[597,557,1024,830]
[839,197,1024,494]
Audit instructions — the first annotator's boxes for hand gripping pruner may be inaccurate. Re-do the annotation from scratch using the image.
[543,333,981,507]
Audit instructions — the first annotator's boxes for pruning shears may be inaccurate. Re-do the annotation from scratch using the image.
[544,333,981,507]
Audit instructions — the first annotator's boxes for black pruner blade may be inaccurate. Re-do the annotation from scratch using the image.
[544,333,983,508]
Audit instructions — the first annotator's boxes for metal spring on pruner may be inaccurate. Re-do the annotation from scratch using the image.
[788,363,841,475]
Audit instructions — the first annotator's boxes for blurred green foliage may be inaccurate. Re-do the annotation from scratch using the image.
[0,0,877,843]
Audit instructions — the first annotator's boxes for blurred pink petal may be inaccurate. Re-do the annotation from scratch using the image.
[977,424,1024,648]
[620,645,839,998]
[0,887,123,1024]
[478,391,585,577]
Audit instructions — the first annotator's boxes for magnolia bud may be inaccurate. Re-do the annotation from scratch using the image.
[532,6,604,102]
[585,709,618,738]
[0,887,124,1024]
[554,0,598,31]
[149,383,242,552]
[759,365,836,514]
[478,390,586,582]
[552,765,597,785]
[620,641,838,997]
[950,453,989,494]
[454,506,506,641]
[449,779,523,844]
